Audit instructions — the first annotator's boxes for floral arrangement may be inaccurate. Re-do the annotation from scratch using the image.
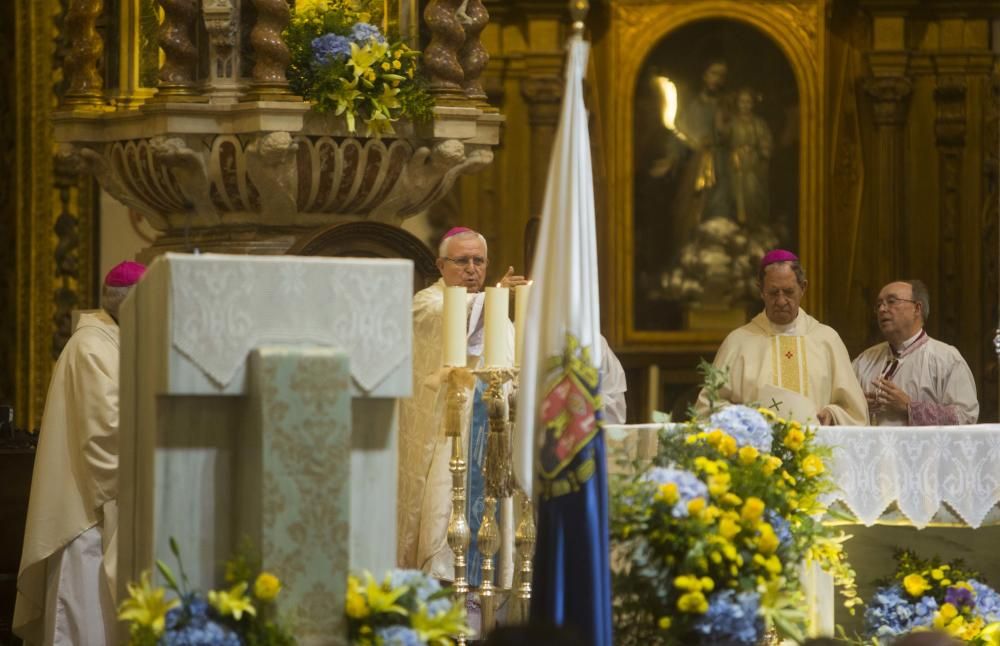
[345,569,473,645]
[285,0,434,135]
[660,217,780,306]
[610,364,859,645]
[863,550,1000,644]
[118,539,295,646]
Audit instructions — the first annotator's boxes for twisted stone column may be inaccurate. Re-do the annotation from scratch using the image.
[248,0,292,96]
[157,0,200,97]
[458,0,491,109]
[423,0,467,103]
[62,0,105,106]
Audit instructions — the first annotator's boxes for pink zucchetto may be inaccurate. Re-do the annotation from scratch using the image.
[760,249,798,269]
[104,260,147,287]
[441,226,473,243]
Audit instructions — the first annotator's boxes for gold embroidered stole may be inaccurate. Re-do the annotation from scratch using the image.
[769,335,809,397]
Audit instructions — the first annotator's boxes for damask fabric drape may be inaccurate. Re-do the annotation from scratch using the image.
[852,335,979,426]
[15,311,120,645]
[398,279,514,586]
[694,310,868,426]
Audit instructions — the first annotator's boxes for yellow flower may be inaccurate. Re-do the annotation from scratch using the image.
[719,435,738,457]
[394,49,403,59]
[346,575,369,619]
[392,59,402,69]
[762,455,783,475]
[687,497,706,516]
[931,568,945,580]
[903,573,932,598]
[708,473,731,497]
[718,516,741,539]
[700,577,715,592]
[209,581,257,621]
[702,505,722,522]
[253,572,281,602]
[738,445,759,464]
[694,456,718,474]
[757,407,777,420]
[756,523,779,554]
[802,454,825,477]
[784,428,805,451]
[658,616,672,629]
[381,62,391,71]
[721,492,743,507]
[677,591,709,613]
[118,571,179,636]
[657,483,680,505]
[674,575,701,591]
[782,470,797,486]
[706,429,723,447]
[741,497,766,524]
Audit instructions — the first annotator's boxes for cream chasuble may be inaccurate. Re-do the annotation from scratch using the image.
[852,332,978,426]
[696,310,867,425]
[398,279,514,585]
[15,311,120,644]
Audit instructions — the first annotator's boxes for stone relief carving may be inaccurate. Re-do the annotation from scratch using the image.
[246,132,299,220]
[149,136,219,225]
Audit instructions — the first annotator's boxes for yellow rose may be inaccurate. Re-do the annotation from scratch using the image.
[801,454,825,478]
[253,572,281,601]
[708,473,731,497]
[762,456,783,475]
[657,483,680,505]
[721,492,743,507]
[783,428,805,451]
[392,59,402,69]
[677,591,709,614]
[903,573,932,598]
[719,435,738,457]
[706,429,723,447]
[741,497,766,524]
[687,497,706,516]
[738,445,759,465]
[756,523,779,554]
[931,568,945,580]
[718,516,741,540]
[757,407,777,420]
[381,62,391,71]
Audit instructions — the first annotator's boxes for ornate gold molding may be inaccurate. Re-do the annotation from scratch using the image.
[605,0,826,347]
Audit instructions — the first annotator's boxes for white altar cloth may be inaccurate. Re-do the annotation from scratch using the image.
[816,424,1000,529]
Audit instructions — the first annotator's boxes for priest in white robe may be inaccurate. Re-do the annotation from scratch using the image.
[14,260,146,646]
[853,279,978,426]
[398,228,522,587]
[600,335,628,424]
[695,250,867,425]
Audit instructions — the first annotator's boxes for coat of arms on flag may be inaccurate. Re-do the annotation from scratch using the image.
[538,334,602,490]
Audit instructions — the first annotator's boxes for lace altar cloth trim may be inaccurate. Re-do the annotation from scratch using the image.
[816,425,1000,529]
[167,253,412,394]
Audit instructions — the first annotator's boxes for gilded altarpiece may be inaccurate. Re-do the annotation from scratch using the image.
[8,0,99,428]
[599,0,827,352]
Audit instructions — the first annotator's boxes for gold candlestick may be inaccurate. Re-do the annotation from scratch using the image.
[471,366,517,635]
[444,366,474,644]
[514,489,536,621]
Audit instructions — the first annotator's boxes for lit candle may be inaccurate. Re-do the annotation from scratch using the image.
[443,286,467,367]
[484,286,511,368]
[514,282,532,366]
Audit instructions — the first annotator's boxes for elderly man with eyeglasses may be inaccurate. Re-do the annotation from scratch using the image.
[694,249,867,426]
[852,280,978,426]
[398,227,527,603]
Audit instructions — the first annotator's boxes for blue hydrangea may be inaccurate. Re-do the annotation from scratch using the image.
[864,584,934,639]
[164,595,210,631]
[642,467,708,518]
[160,620,242,646]
[351,22,385,44]
[375,625,421,646]
[970,579,1000,622]
[765,510,793,548]
[312,33,352,65]
[693,590,763,645]
[709,405,773,453]
[389,569,451,616]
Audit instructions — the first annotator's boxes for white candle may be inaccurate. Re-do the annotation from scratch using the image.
[443,286,467,367]
[484,286,511,368]
[514,282,532,366]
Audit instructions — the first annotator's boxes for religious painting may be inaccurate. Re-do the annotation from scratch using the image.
[632,19,799,332]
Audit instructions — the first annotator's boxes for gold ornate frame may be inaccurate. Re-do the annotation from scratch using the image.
[603,0,826,350]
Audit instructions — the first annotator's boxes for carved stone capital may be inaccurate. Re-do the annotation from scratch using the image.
[863,76,912,125]
[520,75,563,126]
[203,0,237,51]
[246,132,298,220]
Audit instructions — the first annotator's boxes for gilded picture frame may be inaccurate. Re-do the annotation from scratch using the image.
[602,0,826,350]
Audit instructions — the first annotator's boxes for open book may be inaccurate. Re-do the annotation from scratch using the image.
[757,383,819,424]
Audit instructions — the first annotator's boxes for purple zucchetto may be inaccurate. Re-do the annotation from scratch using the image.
[441,227,473,243]
[760,249,798,269]
[104,261,147,287]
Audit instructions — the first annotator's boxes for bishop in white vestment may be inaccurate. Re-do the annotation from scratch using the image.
[853,280,978,426]
[696,250,867,426]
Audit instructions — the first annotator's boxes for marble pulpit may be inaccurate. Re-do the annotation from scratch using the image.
[117,253,413,645]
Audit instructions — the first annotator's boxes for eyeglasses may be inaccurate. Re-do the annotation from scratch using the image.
[443,256,486,268]
[874,296,918,312]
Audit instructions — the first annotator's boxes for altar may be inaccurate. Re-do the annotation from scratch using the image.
[116,253,413,645]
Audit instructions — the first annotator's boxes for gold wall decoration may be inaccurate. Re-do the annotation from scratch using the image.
[599,0,827,349]
[11,0,99,428]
